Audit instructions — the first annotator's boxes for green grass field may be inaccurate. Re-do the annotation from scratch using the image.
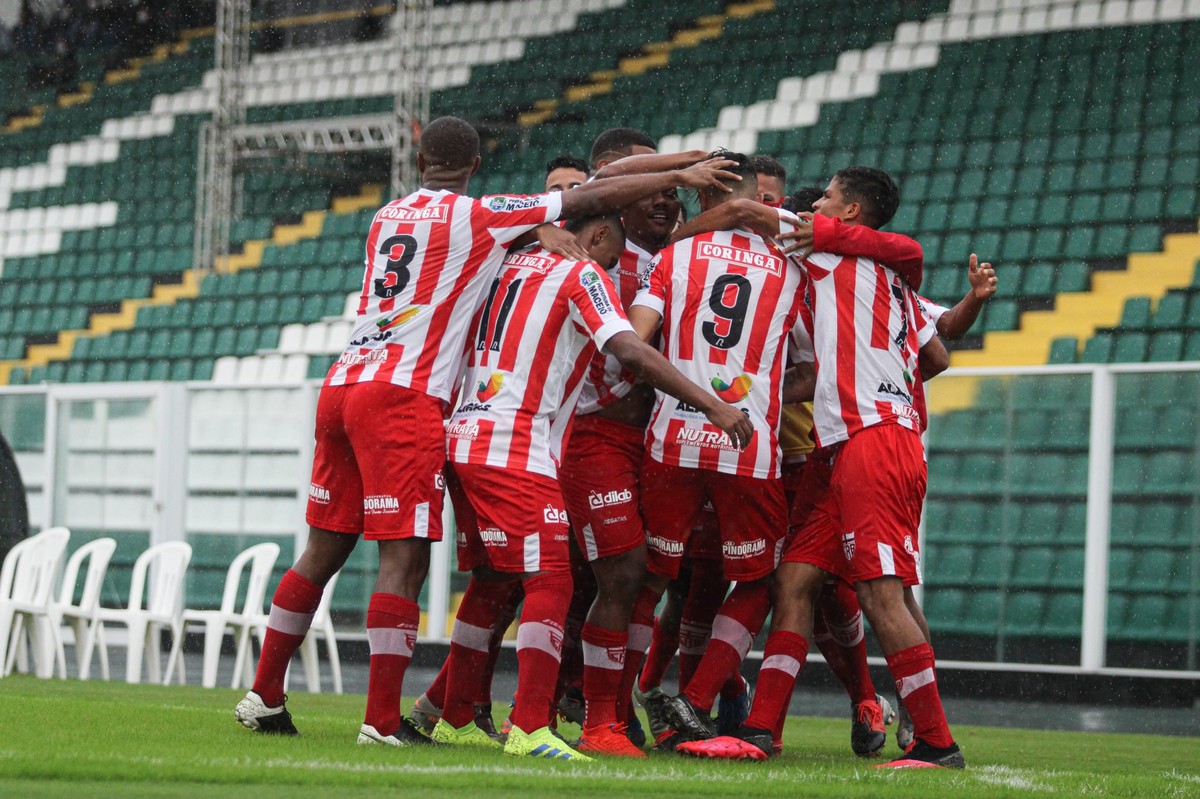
[1,677,1197,798]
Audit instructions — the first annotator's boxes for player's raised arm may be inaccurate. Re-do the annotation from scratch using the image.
[934,254,997,339]
[602,331,753,450]
[558,157,742,219]
[591,149,710,180]
[668,197,783,244]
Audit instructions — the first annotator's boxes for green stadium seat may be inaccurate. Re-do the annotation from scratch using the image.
[1002,592,1047,635]
[1043,592,1082,636]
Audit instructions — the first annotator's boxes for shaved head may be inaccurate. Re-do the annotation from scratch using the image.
[419,116,480,171]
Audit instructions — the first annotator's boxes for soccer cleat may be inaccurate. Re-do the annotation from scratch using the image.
[634,684,673,740]
[430,719,502,748]
[625,706,646,747]
[235,691,299,735]
[877,740,965,769]
[716,675,752,736]
[676,730,772,762]
[410,693,442,736]
[879,693,898,726]
[557,686,586,726]
[895,696,915,751]
[665,694,718,741]
[358,718,439,746]
[504,724,593,761]
[651,729,691,754]
[850,697,888,757]
[578,722,648,758]
[474,703,505,743]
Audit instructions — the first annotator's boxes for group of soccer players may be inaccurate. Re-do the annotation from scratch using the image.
[234,116,997,770]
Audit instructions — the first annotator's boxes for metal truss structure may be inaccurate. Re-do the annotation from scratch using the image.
[195,0,430,273]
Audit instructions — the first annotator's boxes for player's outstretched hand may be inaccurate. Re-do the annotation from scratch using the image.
[967,253,997,300]
[705,402,755,451]
[676,157,742,193]
[778,211,815,255]
[535,223,591,263]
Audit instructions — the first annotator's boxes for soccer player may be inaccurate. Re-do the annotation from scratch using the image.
[431,214,752,761]
[234,116,743,745]
[679,166,965,769]
[621,151,806,751]
[545,154,590,192]
[748,154,787,207]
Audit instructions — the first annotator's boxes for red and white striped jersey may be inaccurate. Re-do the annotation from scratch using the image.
[324,189,563,402]
[634,227,805,479]
[446,246,634,478]
[575,239,656,415]
[800,251,929,448]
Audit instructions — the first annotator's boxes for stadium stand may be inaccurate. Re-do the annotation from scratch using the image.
[0,0,1197,650]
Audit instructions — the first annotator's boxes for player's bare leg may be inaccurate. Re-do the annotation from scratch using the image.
[856,577,962,768]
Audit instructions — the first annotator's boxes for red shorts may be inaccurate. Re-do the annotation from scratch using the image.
[306,382,446,541]
[685,501,722,562]
[640,457,786,581]
[447,461,570,574]
[782,424,926,586]
[787,451,834,531]
[558,414,646,562]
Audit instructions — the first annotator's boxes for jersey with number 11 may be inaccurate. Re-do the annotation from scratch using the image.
[634,227,804,479]
[324,188,562,402]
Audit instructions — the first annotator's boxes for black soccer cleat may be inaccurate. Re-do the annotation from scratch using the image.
[235,691,300,735]
[664,694,718,741]
[877,739,966,769]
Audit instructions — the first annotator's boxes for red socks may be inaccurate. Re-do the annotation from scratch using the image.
[615,585,659,724]
[440,578,518,727]
[743,630,808,731]
[886,642,954,749]
[510,571,572,733]
[682,582,771,712]
[581,622,628,726]
[638,617,680,692]
[814,580,875,704]
[363,592,420,736]
[252,570,322,707]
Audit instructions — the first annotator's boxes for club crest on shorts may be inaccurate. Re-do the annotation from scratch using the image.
[904,535,915,556]
[842,531,856,560]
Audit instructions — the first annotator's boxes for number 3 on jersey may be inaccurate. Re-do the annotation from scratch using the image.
[702,274,752,350]
[373,234,418,298]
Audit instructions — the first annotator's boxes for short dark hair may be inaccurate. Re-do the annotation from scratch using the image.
[783,185,823,214]
[833,166,899,228]
[418,116,480,170]
[704,148,758,195]
[564,212,625,238]
[589,127,656,168]
[545,153,590,177]
[748,154,787,182]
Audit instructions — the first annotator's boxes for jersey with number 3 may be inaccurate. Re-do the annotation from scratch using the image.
[446,246,635,478]
[800,251,926,448]
[324,189,563,402]
[634,227,804,479]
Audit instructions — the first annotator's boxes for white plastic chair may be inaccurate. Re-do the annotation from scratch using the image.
[246,571,342,694]
[0,527,71,679]
[50,537,117,680]
[170,542,280,689]
[92,541,192,685]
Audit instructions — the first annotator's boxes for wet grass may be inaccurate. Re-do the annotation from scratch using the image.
[0,676,1196,798]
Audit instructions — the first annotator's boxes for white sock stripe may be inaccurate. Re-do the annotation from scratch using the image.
[450,619,492,653]
[761,654,803,678]
[516,621,563,660]
[581,640,625,670]
[897,666,936,699]
[711,614,754,657]
[830,612,865,648]
[367,625,417,657]
[627,623,653,653]
[267,604,315,637]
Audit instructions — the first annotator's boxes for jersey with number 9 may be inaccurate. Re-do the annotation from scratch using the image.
[633,225,805,479]
[324,189,563,403]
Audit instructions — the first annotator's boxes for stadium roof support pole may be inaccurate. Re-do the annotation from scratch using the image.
[1081,368,1115,671]
[390,0,431,199]
[196,0,251,274]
